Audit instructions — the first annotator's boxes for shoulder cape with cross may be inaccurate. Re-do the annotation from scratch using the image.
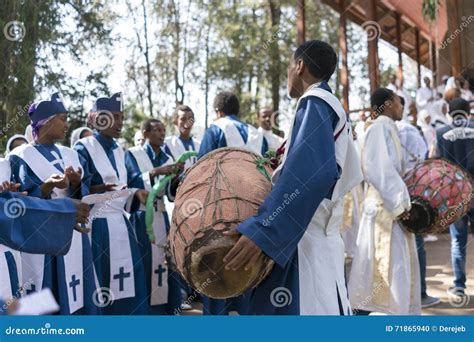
[145,150,197,242]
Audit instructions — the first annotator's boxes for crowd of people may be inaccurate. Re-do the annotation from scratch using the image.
[0,39,472,316]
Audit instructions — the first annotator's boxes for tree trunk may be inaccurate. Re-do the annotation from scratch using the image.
[267,0,281,113]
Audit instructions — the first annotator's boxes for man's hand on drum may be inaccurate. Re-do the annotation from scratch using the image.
[223,230,264,271]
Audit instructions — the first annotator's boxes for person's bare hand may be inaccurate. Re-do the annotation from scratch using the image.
[89,183,117,194]
[71,199,90,225]
[151,165,175,177]
[173,162,185,174]
[0,181,23,193]
[223,230,264,271]
[65,166,82,189]
[135,189,149,205]
[45,174,69,189]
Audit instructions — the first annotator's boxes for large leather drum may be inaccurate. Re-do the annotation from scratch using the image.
[169,147,274,299]
[400,159,472,234]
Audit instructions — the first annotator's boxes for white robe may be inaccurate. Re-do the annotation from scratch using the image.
[416,87,435,112]
[348,115,421,315]
[257,127,284,151]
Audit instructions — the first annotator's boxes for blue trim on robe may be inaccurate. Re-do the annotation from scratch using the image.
[5,251,20,298]
[197,115,268,159]
[125,143,183,315]
[236,82,341,314]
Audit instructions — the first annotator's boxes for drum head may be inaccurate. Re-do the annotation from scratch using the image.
[400,197,438,234]
[185,230,266,299]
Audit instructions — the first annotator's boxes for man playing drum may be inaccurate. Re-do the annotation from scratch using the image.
[222,40,362,315]
[348,88,421,315]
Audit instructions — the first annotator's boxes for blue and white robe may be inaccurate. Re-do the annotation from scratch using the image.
[125,143,182,315]
[163,135,200,218]
[75,133,148,315]
[197,116,268,315]
[0,159,22,302]
[8,144,99,315]
[198,115,268,159]
[236,81,363,315]
[164,135,200,171]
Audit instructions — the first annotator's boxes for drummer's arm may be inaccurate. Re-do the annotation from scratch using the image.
[226,97,339,269]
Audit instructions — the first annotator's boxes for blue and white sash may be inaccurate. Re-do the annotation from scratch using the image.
[212,117,264,156]
[128,146,170,306]
[80,136,136,301]
[164,136,200,170]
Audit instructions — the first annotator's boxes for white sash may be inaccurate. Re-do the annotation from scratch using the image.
[80,136,136,301]
[273,85,362,202]
[164,136,199,170]
[0,159,11,181]
[127,145,170,305]
[212,117,264,155]
[10,144,85,313]
[128,146,153,191]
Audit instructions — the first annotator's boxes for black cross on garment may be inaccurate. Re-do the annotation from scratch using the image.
[26,283,36,295]
[114,267,131,292]
[69,275,80,301]
[154,264,166,287]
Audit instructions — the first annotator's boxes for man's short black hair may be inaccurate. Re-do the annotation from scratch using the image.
[213,91,240,116]
[173,104,194,118]
[370,88,396,115]
[448,98,470,115]
[293,40,337,81]
[141,118,163,132]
